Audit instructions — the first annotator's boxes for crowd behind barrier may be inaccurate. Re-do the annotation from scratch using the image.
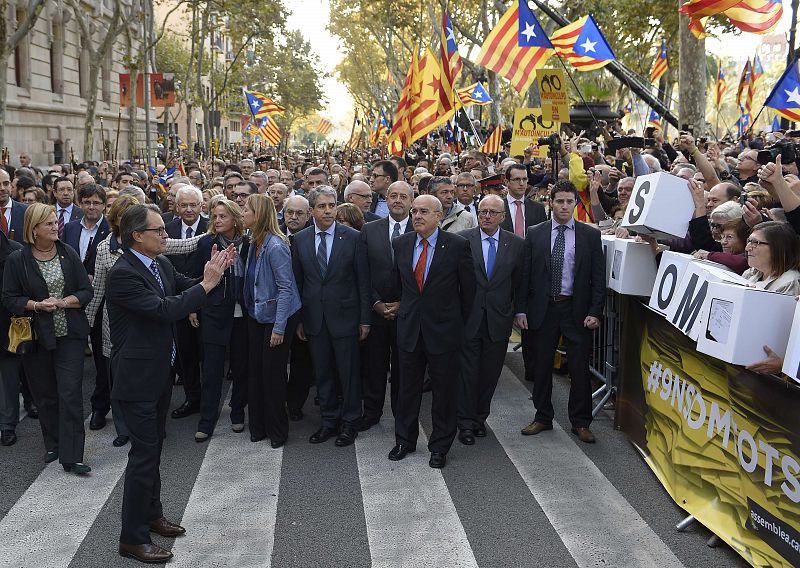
[1,118,799,565]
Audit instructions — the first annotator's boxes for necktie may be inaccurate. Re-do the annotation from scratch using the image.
[58,209,65,240]
[317,231,328,278]
[414,238,428,292]
[514,200,524,238]
[486,236,496,279]
[391,222,401,240]
[185,226,193,239]
[149,260,176,364]
[464,205,470,212]
[0,207,7,236]
[551,225,567,297]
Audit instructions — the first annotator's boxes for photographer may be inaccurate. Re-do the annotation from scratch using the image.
[758,154,800,235]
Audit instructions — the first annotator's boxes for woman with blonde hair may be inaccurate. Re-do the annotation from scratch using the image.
[2,203,93,474]
[336,202,365,231]
[201,187,222,218]
[85,195,204,447]
[189,198,250,441]
[242,194,300,448]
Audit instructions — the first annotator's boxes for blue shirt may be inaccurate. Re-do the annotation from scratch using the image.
[550,218,576,296]
[314,221,335,264]
[374,197,389,217]
[412,229,439,283]
[129,248,156,271]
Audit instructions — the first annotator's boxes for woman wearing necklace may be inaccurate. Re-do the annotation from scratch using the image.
[188,196,250,442]
[2,203,94,474]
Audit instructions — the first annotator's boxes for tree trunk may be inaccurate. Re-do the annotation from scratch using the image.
[129,64,140,159]
[488,70,501,125]
[678,10,706,135]
[82,60,102,160]
[0,58,8,151]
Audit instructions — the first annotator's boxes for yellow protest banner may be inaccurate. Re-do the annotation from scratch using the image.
[536,68,570,122]
[510,108,559,158]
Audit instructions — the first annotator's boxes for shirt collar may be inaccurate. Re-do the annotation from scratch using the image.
[128,247,155,269]
[182,218,200,233]
[415,228,439,247]
[480,228,499,240]
[80,215,102,231]
[316,221,335,236]
[552,217,576,231]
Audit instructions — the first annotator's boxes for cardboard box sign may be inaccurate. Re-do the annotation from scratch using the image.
[648,251,695,315]
[782,300,800,384]
[601,235,615,287]
[696,282,796,366]
[620,172,695,239]
[608,238,658,296]
[663,260,749,341]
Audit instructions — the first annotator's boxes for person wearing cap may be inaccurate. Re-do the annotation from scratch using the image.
[479,173,507,199]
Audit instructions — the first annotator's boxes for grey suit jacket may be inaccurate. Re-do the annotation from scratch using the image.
[458,227,526,342]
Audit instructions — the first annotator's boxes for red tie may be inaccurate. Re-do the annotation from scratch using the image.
[0,208,7,236]
[414,239,429,292]
[58,209,65,240]
[514,200,525,237]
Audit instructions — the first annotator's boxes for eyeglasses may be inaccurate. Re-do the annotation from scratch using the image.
[455,184,473,189]
[81,200,104,208]
[140,227,167,236]
[369,173,387,179]
[410,208,437,215]
[350,193,372,199]
[232,192,251,200]
[746,238,769,248]
[720,234,738,241]
[478,210,503,217]
[507,177,528,183]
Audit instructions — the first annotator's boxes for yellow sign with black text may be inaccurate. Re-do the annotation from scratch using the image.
[536,69,570,123]
[509,108,559,158]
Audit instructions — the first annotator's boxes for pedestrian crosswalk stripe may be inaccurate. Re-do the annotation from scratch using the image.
[487,368,686,568]
[0,414,127,568]
[170,403,283,568]
[355,399,479,568]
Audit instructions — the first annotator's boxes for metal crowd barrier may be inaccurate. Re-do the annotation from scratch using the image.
[590,290,623,417]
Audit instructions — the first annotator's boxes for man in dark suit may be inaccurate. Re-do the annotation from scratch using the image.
[107,204,233,563]
[359,180,414,430]
[368,160,399,217]
[456,194,525,445]
[164,185,207,419]
[518,180,605,444]
[0,169,28,242]
[501,163,547,383]
[388,194,475,469]
[0,230,23,446]
[62,183,112,431]
[344,180,381,222]
[293,186,371,447]
[53,176,83,240]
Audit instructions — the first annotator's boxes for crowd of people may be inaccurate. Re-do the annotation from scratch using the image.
[1,118,798,563]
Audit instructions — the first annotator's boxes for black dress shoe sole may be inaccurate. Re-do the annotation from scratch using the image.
[44,451,59,463]
[271,440,285,449]
[171,408,199,419]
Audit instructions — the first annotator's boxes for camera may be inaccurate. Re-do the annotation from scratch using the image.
[537,134,560,148]
[757,138,798,165]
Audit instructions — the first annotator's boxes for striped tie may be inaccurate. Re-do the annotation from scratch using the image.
[150,260,176,364]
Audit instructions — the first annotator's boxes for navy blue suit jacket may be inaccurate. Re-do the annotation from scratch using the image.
[6,200,28,243]
[63,217,110,274]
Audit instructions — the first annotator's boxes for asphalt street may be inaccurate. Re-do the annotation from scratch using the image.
[0,350,749,568]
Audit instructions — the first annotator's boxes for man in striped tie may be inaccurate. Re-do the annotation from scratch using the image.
[387,194,475,469]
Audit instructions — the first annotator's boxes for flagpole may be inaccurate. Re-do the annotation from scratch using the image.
[554,55,601,128]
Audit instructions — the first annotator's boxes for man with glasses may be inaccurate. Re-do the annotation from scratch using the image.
[368,160,399,217]
[344,180,380,222]
[231,181,257,209]
[165,186,207,420]
[456,194,525,446]
[268,183,289,222]
[501,163,546,237]
[303,168,328,196]
[387,194,475,469]
[455,172,480,225]
[430,176,476,233]
[735,149,760,185]
[64,184,112,431]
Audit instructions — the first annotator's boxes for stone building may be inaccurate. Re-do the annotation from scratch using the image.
[4,0,154,168]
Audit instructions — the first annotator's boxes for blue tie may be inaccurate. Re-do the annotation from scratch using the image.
[486,236,496,279]
[317,231,328,278]
[150,260,176,364]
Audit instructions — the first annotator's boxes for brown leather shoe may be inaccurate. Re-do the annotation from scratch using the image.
[118,542,173,563]
[148,516,186,537]
[571,427,596,443]
[520,421,553,436]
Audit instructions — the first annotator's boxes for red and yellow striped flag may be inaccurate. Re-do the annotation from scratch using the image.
[650,40,668,83]
[317,118,333,135]
[388,50,420,155]
[716,61,727,107]
[480,125,503,154]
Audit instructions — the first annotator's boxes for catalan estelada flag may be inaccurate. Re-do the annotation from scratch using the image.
[457,82,493,106]
[550,14,616,72]
[243,89,285,118]
[440,11,462,93]
[476,0,554,94]
[737,59,752,106]
[480,125,503,154]
[716,60,727,107]
[745,54,764,115]
[647,109,662,130]
[764,59,800,122]
[650,40,668,83]
[255,116,282,146]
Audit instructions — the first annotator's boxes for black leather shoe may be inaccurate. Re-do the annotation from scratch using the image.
[474,424,487,437]
[250,434,267,443]
[388,444,416,461]
[112,435,129,447]
[24,404,38,419]
[171,401,199,419]
[357,416,379,432]
[271,439,285,449]
[1,430,17,446]
[89,411,107,430]
[429,452,447,469]
[309,426,338,444]
[458,429,475,446]
[118,542,173,563]
[44,450,58,463]
[63,462,92,475]
[288,409,303,421]
[335,426,357,447]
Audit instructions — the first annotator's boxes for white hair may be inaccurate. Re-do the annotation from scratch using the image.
[642,154,661,173]
[711,200,743,222]
[175,185,203,204]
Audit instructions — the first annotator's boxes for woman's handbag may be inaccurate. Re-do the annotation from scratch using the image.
[8,315,35,354]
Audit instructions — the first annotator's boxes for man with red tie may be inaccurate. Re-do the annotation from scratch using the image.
[0,169,27,242]
[53,177,83,240]
[387,194,475,469]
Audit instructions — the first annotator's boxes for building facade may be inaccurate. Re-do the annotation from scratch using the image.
[4,0,153,167]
